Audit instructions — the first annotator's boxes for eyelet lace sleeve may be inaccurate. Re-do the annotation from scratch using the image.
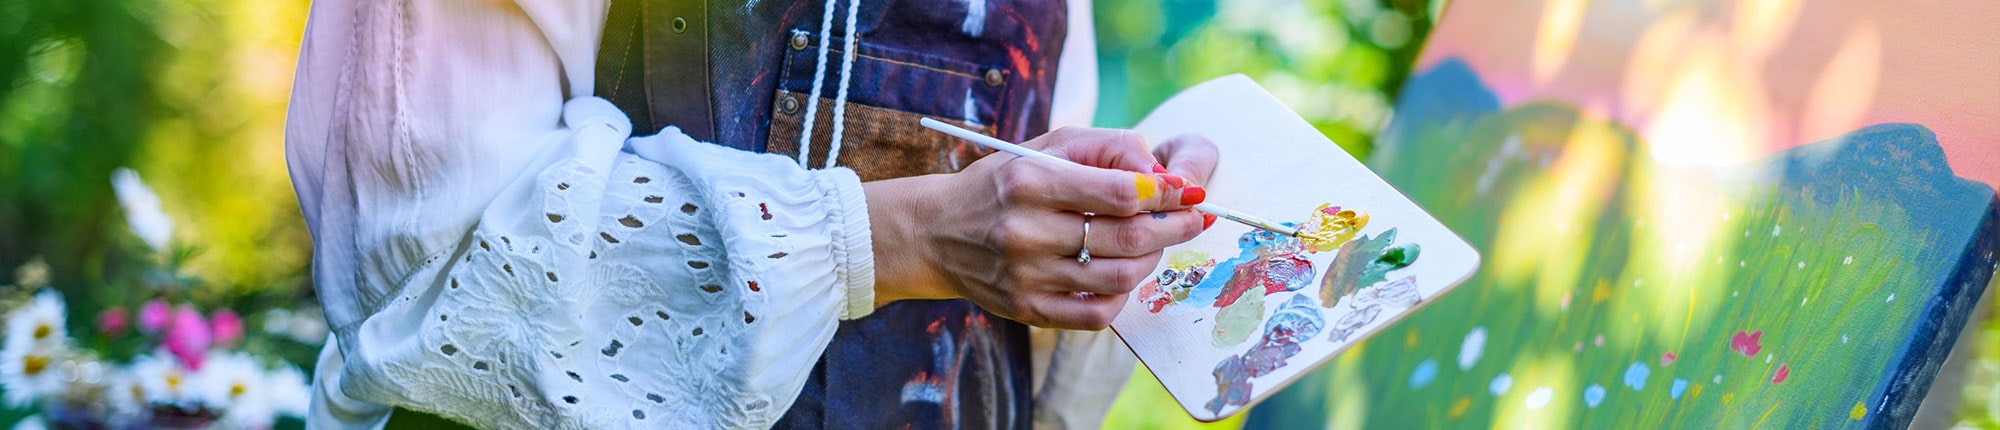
[287,0,877,427]
[336,98,874,429]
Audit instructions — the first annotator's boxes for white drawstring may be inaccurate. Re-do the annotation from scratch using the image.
[825,0,862,168]
[798,0,863,169]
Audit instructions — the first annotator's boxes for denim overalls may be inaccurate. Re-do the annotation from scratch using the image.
[593,1,1067,428]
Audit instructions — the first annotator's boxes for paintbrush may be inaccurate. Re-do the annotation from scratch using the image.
[919,118,1334,244]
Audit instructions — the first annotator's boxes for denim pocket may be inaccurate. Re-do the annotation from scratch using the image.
[766,30,1007,181]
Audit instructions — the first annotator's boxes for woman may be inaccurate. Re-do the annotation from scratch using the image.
[286,0,1218,428]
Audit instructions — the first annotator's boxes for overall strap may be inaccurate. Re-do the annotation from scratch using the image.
[594,0,717,141]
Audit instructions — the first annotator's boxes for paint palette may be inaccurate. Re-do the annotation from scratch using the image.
[1110,75,1481,421]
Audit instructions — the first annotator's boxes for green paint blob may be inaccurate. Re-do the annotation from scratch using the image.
[1212,286,1266,348]
[1320,228,1398,307]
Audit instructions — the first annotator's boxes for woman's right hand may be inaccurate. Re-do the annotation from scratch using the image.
[864,127,1211,330]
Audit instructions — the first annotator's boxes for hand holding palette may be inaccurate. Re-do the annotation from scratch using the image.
[1110,75,1481,421]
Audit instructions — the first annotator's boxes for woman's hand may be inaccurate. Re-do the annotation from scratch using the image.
[865,128,1214,330]
[1153,134,1221,190]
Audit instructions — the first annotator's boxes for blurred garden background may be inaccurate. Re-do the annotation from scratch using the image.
[1,0,1995,428]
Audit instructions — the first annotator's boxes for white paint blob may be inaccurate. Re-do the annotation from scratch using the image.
[1525,387,1554,410]
[1460,327,1488,370]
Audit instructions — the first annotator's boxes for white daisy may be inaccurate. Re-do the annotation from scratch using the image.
[196,351,277,428]
[0,344,64,408]
[0,290,69,407]
[264,364,311,418]
[101,369,150,423]
[129,352,200,407]
[4,290,67,351]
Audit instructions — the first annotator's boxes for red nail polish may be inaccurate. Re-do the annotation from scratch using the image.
[1203,213,1218,229]
[1180,185,1206,206]
[1161,174,1186,188]
[1151,163,1169,174]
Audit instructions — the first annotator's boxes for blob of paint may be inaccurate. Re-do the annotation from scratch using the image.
[1320,228,1419,307]
[1205,295,1325,414]
[1489,374,1513,396]
[1731,330,1763,357]
[1459,327,1487,371]
[1134,173,1157,201]
[1583,384,1606,408]
[1211,286,1266,347]
[1670,378,1688,400]
[1624,361,1650,390]
[1525,387,1553,410]
[1410,358,1439,389]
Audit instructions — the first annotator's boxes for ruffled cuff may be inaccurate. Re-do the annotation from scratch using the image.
[817,167,876,320]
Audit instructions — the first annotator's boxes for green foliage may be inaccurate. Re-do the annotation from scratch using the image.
[2,0,318,424]
[0,0,166,293]
[1092,0,1436,157]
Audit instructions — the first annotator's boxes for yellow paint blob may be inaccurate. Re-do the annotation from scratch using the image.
[1405,330,1420,349]
[1133,173,1157,201]
[1447,396,1471,419]
[1850,402,1867,420]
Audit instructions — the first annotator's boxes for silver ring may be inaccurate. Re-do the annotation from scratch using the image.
[1078,213,1094,265]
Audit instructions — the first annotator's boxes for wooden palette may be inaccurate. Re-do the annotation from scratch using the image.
[1110,75,1482,421]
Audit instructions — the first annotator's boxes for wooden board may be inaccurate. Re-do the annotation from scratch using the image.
[1109,74,1481,422]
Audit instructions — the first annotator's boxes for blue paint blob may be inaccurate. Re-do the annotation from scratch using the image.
[1409,358,1439,389]
[1624,361,1650,391]
[1187,224,1303,304]
[1582,384,1606,408]
[1488,373,1512,396]
[1670,378,1688,400]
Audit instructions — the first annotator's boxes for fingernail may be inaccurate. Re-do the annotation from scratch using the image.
[1161,174,1186,188]
[1180,185,1206,206]
[1203,213,1218,229]
[1151,163,1168,174]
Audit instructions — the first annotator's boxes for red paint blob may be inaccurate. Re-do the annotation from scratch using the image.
[1731,330,1763,357]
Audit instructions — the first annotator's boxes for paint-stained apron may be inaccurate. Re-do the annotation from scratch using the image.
[592,1,1067,428]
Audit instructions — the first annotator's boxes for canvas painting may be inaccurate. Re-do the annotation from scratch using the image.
[1246,0,2000,428]
[1110,75,1481,422]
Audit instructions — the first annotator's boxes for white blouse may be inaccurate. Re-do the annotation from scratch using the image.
[285,0,1129,429]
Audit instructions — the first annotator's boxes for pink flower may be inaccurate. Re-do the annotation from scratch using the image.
[165,305,211,370]
[210,309,244,347]
[1730,330,1763,357]
[1771,363,1791,383]
[1660,351,1678,367]
[97,306,130,336]
[138,300,171,333]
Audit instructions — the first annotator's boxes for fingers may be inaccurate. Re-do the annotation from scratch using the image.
[1078,211,1205,258]
[993,210,1204,259]
[1020,291,1128,330]
[1154,134,1220,185]
[1001,157,1203,216]
[1043,253,1160,295]
[1034,127,1158,173]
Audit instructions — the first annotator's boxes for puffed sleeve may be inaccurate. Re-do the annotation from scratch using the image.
[285,0,872,428]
